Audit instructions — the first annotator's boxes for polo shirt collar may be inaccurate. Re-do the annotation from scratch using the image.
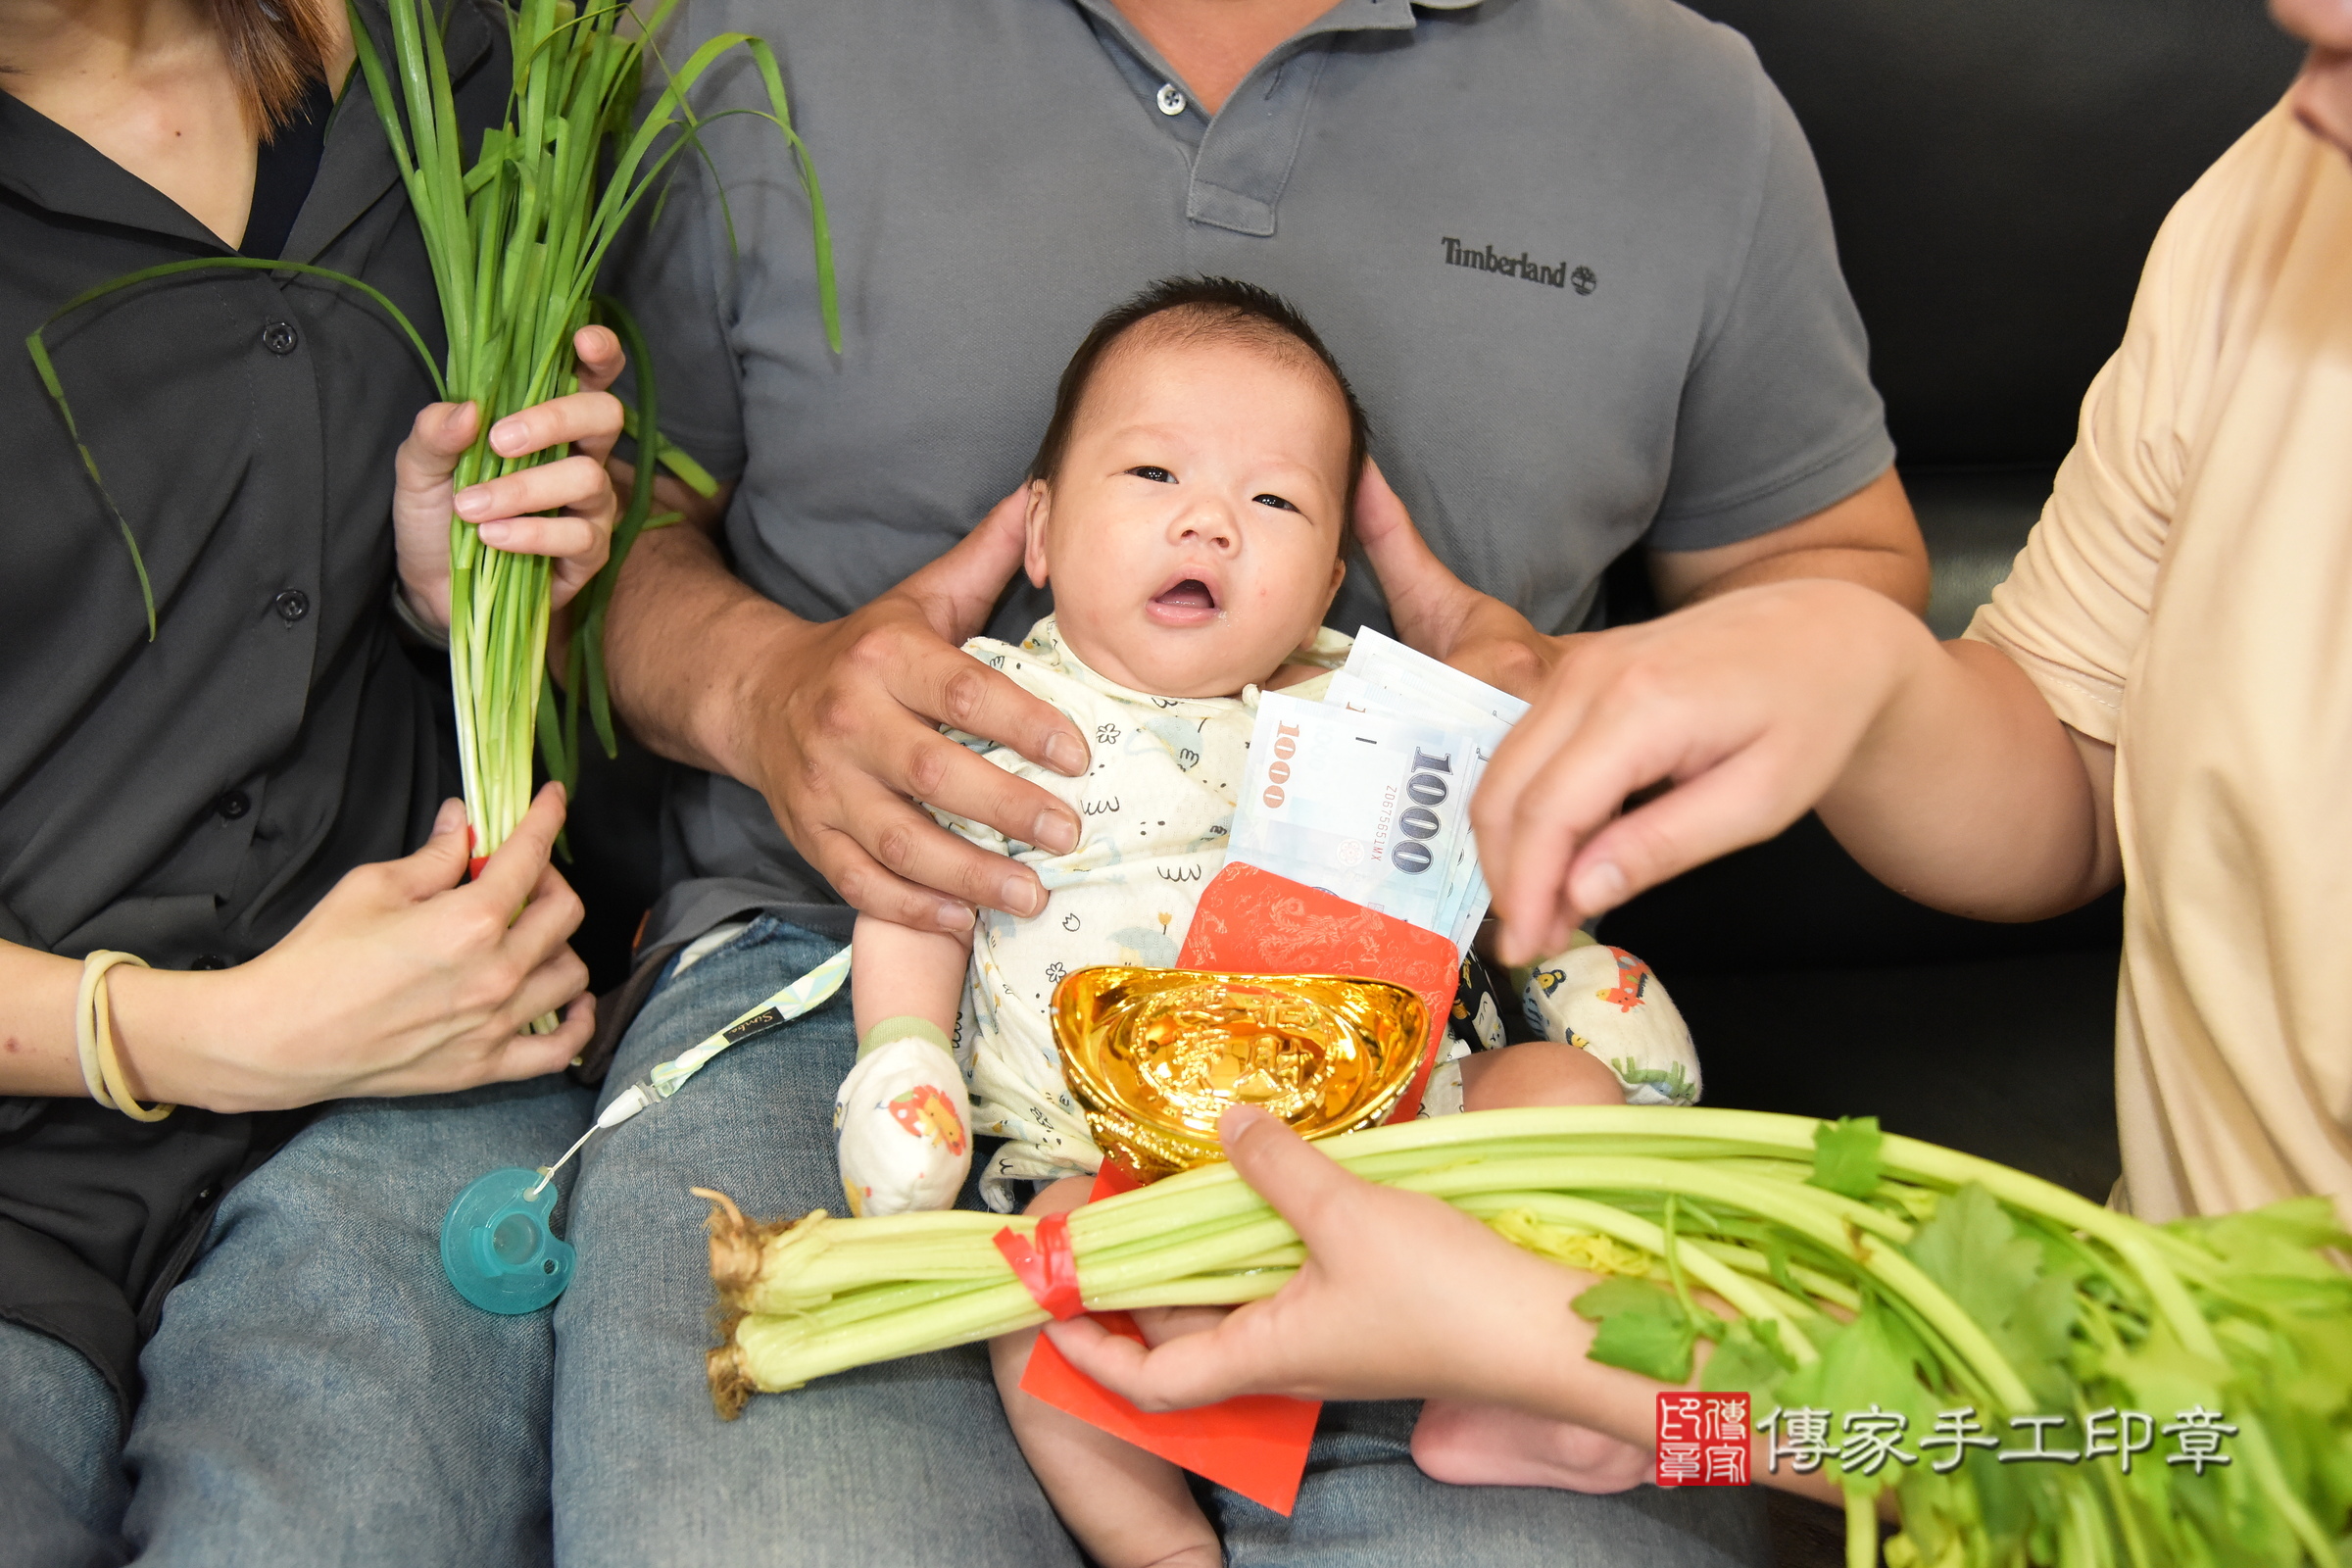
[1070,0,1483,92]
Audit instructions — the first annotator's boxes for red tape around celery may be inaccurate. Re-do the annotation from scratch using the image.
[994,1212,1084,1320]
[466,824,486,881]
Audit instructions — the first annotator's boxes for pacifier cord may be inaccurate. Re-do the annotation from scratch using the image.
[525,1080,658,1200]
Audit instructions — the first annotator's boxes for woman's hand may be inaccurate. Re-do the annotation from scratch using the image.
[1046,1106,1657,1430]
[393,324,628,629]
[1352,460,1565,701]
[112,784,593,1111]
[1473,579,1948,965]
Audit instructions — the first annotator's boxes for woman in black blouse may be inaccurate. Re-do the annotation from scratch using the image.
[1,1,619,1561]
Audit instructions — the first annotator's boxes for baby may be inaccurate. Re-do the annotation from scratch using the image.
[841,277,1638,1566]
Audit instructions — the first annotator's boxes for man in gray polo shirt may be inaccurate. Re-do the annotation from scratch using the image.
[556,0,1923,1561]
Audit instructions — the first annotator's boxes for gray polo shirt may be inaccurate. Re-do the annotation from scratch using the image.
[615,0,1893,949]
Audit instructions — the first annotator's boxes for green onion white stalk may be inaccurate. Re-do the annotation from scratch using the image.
[697,1105,2352,1568]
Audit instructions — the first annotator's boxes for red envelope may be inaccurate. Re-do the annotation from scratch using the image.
[1178,862,1460,1123]
[1021,1163,1321,1515]
[1021,867,1461,1514]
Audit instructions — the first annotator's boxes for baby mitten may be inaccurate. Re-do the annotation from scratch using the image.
[835,1016,972,1215]
[1518,933,1702,1106]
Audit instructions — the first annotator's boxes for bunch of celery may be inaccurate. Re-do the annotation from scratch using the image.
[696,1106,2352,1568]
[353,0,837,857]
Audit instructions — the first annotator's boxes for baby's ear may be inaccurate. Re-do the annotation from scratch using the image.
[1322,553,1347,610]
[1022,481,1052,589]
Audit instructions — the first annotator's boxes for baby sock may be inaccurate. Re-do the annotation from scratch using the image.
[835,1016,973,1215]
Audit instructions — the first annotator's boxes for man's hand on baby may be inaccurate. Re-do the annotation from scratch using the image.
[738,489,1089,934]
[1353,461,1566,702]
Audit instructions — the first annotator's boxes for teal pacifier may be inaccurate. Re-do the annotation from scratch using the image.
[440,1166,574,1313]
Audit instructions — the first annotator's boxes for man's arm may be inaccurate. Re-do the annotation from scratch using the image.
[1649,466,1928,614]
[601,471,1091,934]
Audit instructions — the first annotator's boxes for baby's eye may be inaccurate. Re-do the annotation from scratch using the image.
[1126,466,1176,484]
[1252,493,1300,514]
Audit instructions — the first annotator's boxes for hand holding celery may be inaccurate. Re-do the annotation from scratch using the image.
[699,1103,2352,1568]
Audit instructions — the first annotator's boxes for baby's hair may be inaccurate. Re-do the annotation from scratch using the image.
[1028,276,1370,517]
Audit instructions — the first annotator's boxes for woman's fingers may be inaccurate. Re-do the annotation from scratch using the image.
[486,389,626,465]
[569,324,624,396]
[475,514,603,561]
[1043,1309,1263,1412]
[1216,1105,1367,1253]
[470,783,568,910]
[459,452,615,530]
[376,799,473,904]
[497,945,592,1038]
[508,995,597,1077]
[503,861,588,967]
[401,400,480,469]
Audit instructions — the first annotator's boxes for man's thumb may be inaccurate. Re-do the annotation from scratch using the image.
[1354,462,1472,656]
[906,487,1030,641]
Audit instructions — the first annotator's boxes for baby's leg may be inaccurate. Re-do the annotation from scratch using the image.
[1456,1038,1626,1112]
[989,1177,1222,1568]
[1418,1041,1651,1493]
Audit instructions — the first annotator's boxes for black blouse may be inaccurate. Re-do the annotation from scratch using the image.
[0,0,511,1413]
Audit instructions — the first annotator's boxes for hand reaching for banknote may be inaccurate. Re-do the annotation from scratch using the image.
[1353,461,1569,703]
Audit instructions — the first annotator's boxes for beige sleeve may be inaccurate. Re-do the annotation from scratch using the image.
[1962,122,2245,744]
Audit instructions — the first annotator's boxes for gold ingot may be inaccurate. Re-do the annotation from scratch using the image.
[1052,966,1430,1183]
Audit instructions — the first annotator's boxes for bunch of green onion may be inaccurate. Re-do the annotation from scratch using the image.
[696,1105,2352,1568]
[353,0,838,858]
[33,0,835,832]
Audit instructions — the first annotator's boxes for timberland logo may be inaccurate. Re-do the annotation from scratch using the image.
[1443,237,1595,294]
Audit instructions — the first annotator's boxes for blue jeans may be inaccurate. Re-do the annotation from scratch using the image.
[0,1076,590,1568]
[553,915,1767,1566]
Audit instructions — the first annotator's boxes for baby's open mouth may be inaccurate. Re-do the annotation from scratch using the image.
[1152,578,1218,611]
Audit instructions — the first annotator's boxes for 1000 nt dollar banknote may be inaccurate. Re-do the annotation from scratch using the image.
[1226,691,1483,934]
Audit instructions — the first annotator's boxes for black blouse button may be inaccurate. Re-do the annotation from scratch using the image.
[261,319,300,355]
[215,789,250,820]
[273,588,310,624]
[190,955,231,970]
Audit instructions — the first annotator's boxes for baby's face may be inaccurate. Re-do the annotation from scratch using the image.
[1025,331,1351,698]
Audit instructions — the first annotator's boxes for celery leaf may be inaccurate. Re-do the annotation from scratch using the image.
[1809,1116,1885,1200]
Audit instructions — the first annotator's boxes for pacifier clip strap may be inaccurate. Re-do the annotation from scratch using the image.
[525,944,854,1198]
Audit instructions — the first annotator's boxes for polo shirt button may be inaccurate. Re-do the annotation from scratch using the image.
[273,588,310,624]
[262,319,299,355]
[215,789,250,820]
[190,955,230,971]
[1155,82,1187,116]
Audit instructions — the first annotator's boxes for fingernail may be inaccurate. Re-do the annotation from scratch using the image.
[434,799,466,834]
[1045,733,1088,775]
[1002,875,1047,918]
[1574,861,1627,911]
[490,416,524,451]
[476,520,510,545]
[455,485,490,519]
[1034,808,1079,855]
[937,901,975,932]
